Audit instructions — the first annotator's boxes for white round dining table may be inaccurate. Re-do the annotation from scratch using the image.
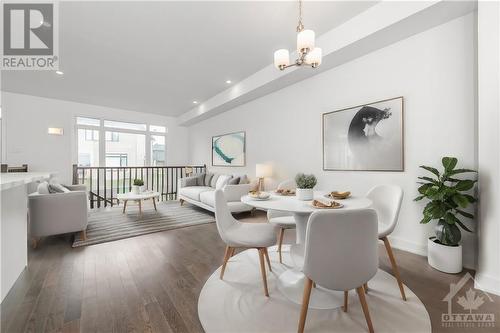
[241,191,372,309]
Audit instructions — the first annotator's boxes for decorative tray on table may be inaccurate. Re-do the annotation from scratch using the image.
[274,188,296,196]
[248,191,271,201]
[324,191,351,200]
[311,199,344,209]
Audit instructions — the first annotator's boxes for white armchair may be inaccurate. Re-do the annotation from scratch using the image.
[28,184,88,248]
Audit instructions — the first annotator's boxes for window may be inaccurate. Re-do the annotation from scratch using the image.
[75,117,166,167]
[104,120,147,131]
[105,131,119,142]
[84,129,99,141]
[106,132,145,166]
[151,135,165,166]
[105,153,128,167]
[77,129,99,166]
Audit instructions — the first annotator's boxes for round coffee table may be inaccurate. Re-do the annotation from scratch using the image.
[241,191,372,309]
[117,191,160,217]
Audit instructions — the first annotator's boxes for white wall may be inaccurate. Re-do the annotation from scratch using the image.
[189,14,477,267]
[476,1,500,295]
[1,92,190,184]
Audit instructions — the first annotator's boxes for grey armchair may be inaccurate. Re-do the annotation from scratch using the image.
[28,184,88,248]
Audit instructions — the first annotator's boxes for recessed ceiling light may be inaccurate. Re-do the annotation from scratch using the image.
[226,80,232,84]
[55,70,64,75]
[193,101,198,104]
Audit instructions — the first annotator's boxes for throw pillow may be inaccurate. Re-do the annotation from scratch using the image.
[204,172,214,186]
[239,175,249,184]
[49,183,71,193]
[215,175,232,190]
[37,181,50,194]
[210,174,220,188]
[194,173,205,186]
[228,177,240,185]
[184,177,198,187]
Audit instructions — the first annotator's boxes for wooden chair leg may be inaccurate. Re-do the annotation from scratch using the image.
[382,237,407,301]
[263,247,272,272]
[122,200,128,213]
[81,230,87,241]
[220,246,232,280]
[343,290,348,312]
[257,248,269,297]
[180,198,185,206]
[298,277,314,333]
[363,282,368,293]
[229,247,236,258]
[356,287,374,333]
[278,228,285,264]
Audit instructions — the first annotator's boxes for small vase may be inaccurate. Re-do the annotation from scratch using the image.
[427,238,462,273]
[296,188,313,201]
[131,185,140,194]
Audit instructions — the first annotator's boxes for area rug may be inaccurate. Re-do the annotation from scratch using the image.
[198,245,431,333]
[73,201,215,247]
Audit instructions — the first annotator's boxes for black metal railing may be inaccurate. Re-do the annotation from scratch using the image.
[72,164,206,209]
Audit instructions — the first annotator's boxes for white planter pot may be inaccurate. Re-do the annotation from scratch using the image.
[427,238,462,274]
[296,188,314,201]
[131,185,140,194]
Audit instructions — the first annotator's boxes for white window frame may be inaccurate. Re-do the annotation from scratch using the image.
[75,117,167,167]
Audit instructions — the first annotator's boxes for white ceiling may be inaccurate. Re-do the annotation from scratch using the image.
[1,1,377,117]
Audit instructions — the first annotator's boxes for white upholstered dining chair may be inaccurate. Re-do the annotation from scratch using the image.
[267,179,296,263]
[214,190,277,296]
[366,185,406,300]
[298,209,378,333]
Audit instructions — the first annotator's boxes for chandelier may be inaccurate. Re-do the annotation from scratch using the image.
[274,0,322,71]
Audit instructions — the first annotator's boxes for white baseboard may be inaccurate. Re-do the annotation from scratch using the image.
[474,272,500,296]
[386,235,427,257]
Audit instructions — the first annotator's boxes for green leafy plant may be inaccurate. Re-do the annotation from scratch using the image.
[414,157,477,246]
[133,179,144,186]
[295,173,317,189]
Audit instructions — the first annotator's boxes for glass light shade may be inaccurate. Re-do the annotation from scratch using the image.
[297,29,315,52]
[305,47,322,66]
[256,164,272,178]
[274,49,290,69]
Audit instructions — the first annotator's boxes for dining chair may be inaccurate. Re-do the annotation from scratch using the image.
[366,185,406,301]
[298,209,378,333]
[214,190,277,296]
[267,179,296,263]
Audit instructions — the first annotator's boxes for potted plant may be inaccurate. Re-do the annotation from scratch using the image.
[132,179,145,194]
[414,157,477,273]
[295,173,317,201]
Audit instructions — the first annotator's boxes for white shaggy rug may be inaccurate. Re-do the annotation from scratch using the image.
[198,245,431,333]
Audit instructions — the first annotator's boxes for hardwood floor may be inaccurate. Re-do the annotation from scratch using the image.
[1,210,499,333]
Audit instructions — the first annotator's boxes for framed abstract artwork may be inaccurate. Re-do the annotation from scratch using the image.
[212,131,246,167]
[322,97,404,171]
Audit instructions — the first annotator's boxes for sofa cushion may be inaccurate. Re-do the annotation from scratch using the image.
[179,186,213,201]
[210,174,220,188]
[37,181,50,194]
[216,175,232,189]
[228,177,240,185]
[204,173,214,186]
[199,190,215,207]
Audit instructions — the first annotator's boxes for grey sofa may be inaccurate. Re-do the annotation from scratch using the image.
[178,173,253,213]
[28,184,88,247]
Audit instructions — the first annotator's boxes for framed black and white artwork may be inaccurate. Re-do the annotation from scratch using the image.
[322,97,404,171]
[212,131,246,167]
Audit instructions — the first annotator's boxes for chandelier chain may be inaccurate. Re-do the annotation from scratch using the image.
[296,0,304,32]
